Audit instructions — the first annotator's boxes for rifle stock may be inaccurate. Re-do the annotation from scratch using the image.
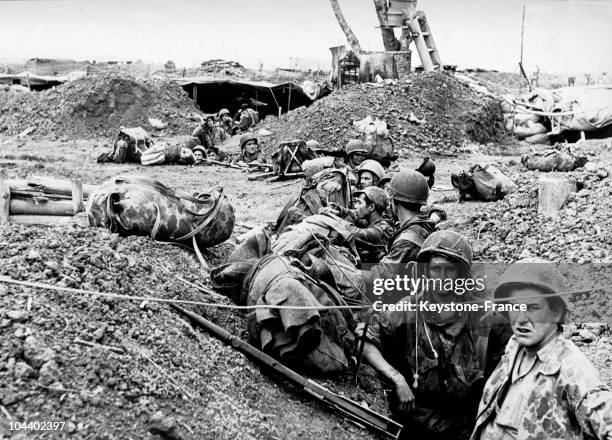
[171,304,402,439]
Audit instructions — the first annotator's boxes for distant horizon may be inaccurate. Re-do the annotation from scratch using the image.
[0,0,610,77]
[2,56,609,78]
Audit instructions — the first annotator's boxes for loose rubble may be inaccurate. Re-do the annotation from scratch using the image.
[0,74,199,139]
[259,72,508,157]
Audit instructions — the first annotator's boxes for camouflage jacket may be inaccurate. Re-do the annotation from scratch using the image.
[359,295,511,436]
[471,334,612,440]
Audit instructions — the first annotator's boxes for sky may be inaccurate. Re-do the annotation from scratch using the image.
[0,0,610,75]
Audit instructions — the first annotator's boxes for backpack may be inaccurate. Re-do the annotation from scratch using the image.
[451,164,516,201]
[87,175,235,248]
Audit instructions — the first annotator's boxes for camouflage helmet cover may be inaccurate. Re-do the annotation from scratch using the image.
[493,258,567,307]
[417,230,474,266]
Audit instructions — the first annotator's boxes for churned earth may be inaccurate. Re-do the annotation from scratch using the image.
[0,132,610,439]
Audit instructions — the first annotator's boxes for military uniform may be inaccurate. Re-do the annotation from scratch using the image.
[346,217,393,263]
[370,215,436,280]
[192,124,227,150]
[359,293,511,440]
[234,150,269,164]
[472,334,612,440]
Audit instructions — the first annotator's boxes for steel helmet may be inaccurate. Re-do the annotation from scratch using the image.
[357,159,385,181]
[386,169,429,204]
[218,108,231,117]
[240,133,259,149]
[192,145,206,155]
[378,170,397,188]
[417,230,473,266]
[493,258,566,306]
[354,186,388,212]
[305,140,321,150]
[345,139,367,156]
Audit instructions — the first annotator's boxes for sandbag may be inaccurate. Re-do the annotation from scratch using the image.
[514,120,547,140]
[87,175,234,248]
[521,149,587,172]
[523,133,550,145]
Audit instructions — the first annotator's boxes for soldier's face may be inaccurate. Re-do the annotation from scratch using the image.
[244,141,258,155]
[507,288,562,348]
[354,194,373,219]
[206,119,215,128]
[359,171,375,188]
[221,115,231,123]
[427,256,460,281]
[350,152,366,166]
[193,151,204,163]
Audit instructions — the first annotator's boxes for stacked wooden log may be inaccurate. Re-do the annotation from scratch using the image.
[0,172,94,226]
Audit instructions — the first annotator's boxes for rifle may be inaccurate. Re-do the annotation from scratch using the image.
[171,304,403,439]
[245,162,273,171]
[206,159,245,170]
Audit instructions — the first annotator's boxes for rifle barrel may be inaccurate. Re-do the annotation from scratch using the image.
[170,304,402,439]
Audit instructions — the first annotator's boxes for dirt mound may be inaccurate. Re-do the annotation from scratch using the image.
[0,224,386,439]
[0,74,199,140]
[258,72,508,157]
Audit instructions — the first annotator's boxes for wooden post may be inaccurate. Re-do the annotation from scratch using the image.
[71,179,84,213]
[537,175,576,218]
[9,199,74,216]
[0,170,10,225]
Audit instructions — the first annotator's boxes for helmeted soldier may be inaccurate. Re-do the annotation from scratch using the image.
[345,139,368,170]
[358,231,512,440]
[367,170,436,282]
[191,115,227,150]
[217,108,235,136]
[357,159,385,189]
[321,186,393,263]
[471,259,612,440]
[232,133,269,165]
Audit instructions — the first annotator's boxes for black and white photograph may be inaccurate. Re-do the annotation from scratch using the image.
[0,0,611,439]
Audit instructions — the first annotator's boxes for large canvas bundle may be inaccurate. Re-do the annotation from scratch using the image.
[87,175,234,248]
[521,148,587,172]
[451,164,516,201]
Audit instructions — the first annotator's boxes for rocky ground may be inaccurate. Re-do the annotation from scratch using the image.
[0,66,610,438]
[0,74,199,140]
[259,72,508,157]
[1,131,610,439]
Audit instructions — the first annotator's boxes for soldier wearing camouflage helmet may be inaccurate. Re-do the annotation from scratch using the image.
[472,259,612,440]
[358,231,512,440]
[357,159,385,189]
